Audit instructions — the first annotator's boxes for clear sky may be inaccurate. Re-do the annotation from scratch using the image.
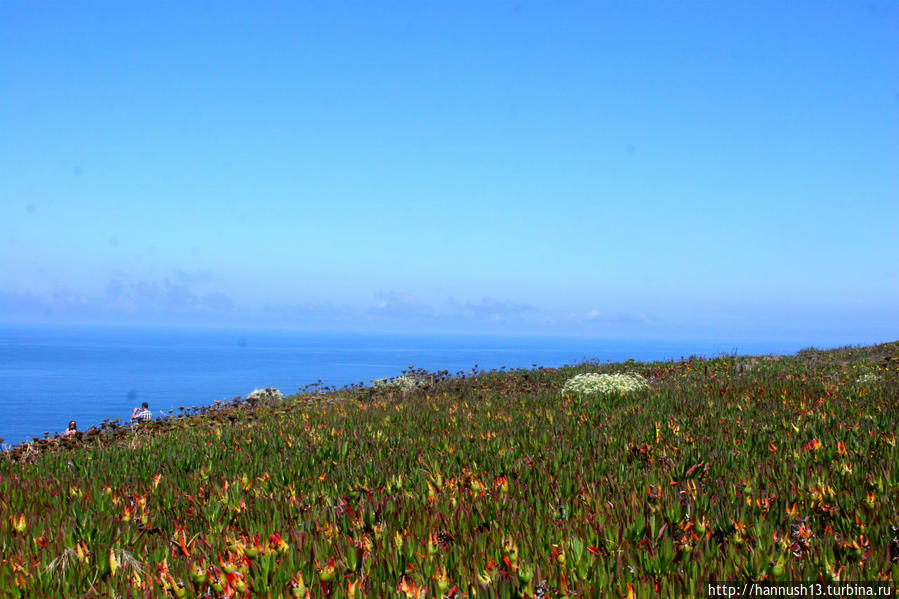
[2,1,897,344]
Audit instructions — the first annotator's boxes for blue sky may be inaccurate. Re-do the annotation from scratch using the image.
[2,1,897,343]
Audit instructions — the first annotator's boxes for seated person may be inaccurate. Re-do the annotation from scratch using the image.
[64,420,77,436]
[131,402,152,423]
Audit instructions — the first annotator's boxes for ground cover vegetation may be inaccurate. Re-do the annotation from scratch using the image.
[1,342,898,597]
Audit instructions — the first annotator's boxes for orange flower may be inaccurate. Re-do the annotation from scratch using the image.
[316,557,336,582]
[290,570,306,598]
[398,575,427,598]
[75,541,88,563]
[268,533,289,553]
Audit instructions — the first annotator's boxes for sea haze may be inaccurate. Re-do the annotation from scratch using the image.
[1,324,806,447]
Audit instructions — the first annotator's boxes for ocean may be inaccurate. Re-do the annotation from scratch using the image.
[0,324,809,447]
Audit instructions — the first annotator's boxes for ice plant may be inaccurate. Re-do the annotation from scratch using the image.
[189,562,208,584]
[502,535,519,567]
[290,570,307,598]
[75,541,88,564]
[398,575,427,598]
[434,565,451,593]
[316,557,336,581]
[108,549,119,576]
[11,513,26,533]
[0,341,896,595]
[268,532,289,553]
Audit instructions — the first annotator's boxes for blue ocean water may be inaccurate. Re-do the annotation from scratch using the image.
[0,324,808,447]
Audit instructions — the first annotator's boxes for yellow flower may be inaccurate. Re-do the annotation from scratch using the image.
[108,549,119,575]
[11,513,26,533]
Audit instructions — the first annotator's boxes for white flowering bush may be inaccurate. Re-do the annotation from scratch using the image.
[561,373,649,398]
[856,373,881,386]
[247,387,285,403]
[372,376,428,392]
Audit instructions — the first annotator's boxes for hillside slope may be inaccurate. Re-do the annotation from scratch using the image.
[1,342,897,597]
